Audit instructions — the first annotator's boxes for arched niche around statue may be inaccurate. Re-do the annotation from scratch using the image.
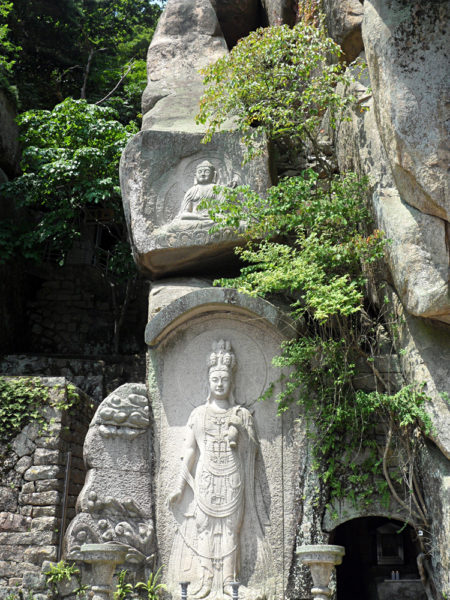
[145,286,300,600]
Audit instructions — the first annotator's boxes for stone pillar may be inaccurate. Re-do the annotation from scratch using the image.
[296,545,345,600]
[79,543,128,600]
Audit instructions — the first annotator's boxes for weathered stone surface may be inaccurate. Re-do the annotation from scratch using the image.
[323,0,364,61]
[374,188,449,322]
[24,465,63,481]
[261,0,297,26]
[0,563,16,578]
[83,427,150,473]
[142,0,228,131]
[19,491,61,506]
[120,130,272,278]
[332,65,450,457]
[34,433,60,450]
[14,455,32,474]
[0,512,31,532]
[148,277,212,319]
[35,479,63,493]
[30,516,58,531]
[334,61,449,324]
[32,506,61,518]
[11,431,36,457]
[146,286,297,345]
[22,571,47,591]
[64,384,154,571]
[0,531,57,545]
[363,1,449,221]
[0,546,25,562]
[146,280,301,599]
[0,488,17,512]
[416,442,450,597]
[23,545,57,565]
[383,285,450,459]
[81,383,150,472]
[21,482,35,494]
[22,422,41,442]
[76,469,152,518]
[33,448,61,465]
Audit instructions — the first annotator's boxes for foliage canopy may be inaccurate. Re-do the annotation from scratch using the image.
[198,18,432,528]
[2,0,162,112]
[0,98,136,273]
[197,21,356,162]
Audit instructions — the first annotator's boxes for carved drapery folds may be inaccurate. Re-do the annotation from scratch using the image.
[168,340,274,600]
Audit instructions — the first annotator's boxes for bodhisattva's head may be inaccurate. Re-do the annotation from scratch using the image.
[195,160,216,185]
[208,369,231,400]
[207,340,236,403]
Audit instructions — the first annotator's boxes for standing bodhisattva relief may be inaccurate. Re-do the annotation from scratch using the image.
[168,340,273,600]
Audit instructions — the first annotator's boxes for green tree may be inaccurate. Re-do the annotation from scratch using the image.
[1,0,163,354]
[197,20,356,167]
[1,98,136,262]
[0,0,20,101]
[0,98,138,351]
[6,0,163,113]
[197,18,432,531]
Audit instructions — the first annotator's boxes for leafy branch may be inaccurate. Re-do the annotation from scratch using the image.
[196,15,435,530]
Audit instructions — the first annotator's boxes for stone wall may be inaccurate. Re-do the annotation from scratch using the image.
[0,355,145,404]
[26,266,148,356]
[0,379,94,599]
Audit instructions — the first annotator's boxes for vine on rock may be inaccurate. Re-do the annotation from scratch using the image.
[0,377,81,444]
[197,16,433,539]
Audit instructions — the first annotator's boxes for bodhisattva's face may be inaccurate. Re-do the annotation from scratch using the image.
[208,369,231,400]
[196,166,214,184]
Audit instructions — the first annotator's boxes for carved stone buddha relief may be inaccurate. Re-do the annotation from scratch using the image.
[120,131,271,278]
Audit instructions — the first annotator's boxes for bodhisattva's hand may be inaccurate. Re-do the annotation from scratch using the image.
[168,489,182,508]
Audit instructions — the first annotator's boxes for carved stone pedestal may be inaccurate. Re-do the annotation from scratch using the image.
[80,543,128,600]
[296,545,345,600]
[64,384,154,578]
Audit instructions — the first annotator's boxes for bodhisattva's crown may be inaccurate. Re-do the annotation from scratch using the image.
[197,160,215,171]
[208,339,236,373]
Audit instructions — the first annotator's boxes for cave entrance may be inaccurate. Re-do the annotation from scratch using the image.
[330,517,426,600]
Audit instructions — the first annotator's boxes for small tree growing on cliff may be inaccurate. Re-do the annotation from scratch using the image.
[196,18,432,535]
[197,20,356,170]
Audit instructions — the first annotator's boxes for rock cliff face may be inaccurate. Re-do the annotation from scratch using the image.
[327,0,450,439]
[120,1,449,598]
[324,1,449,594]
